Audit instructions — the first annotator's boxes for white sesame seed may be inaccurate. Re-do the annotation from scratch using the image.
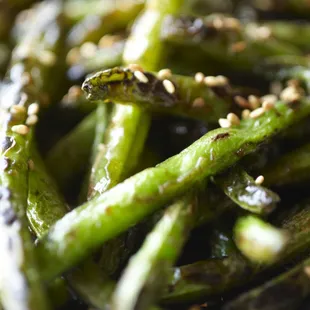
[213,17,224,29]
[204,76,218,87]
[80,42,97,58]
[38,50,56,66]
[28,159,35,171]
[157,68,172,80]
[134,70,149,83]
[11,124,29,135]
[280,86,302,103]
[218,118,232,128]
[227,113,240,125]
[255,175,265,185]
[26,114,38,126]
[224,17,241,31]
[248,95,261,110]
[262,100,274,111]
[215,75,229,86]
[256,26,271,40]
[261,94,277,105]
[66,47,80,65]
[192,97,205,108]
[98,34,120,48]
[127,63,144,72]
[195,72,205,84]
[287,79,300,88]
[304,266,310,278]
[242,109,251,119]
[10,105,26,115]
[249,107,265,119]
[235,96,250,108]
[27,103,39,115]
[163,79,175,94]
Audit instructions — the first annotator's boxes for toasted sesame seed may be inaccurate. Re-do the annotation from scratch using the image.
[134,70,149,83]
[66,47,80,65]
[218,118,232,128]
[248,95,261,110]
[192,97,205,108]
[39,50,56,66]
[256,26,271,40]
[227,113,240,125]
[10,105,26,115]
[11,125,29,135]
[262,100,274,111]
[26,115,38,126]
[304,266,310,278]
[242,109,251,119]
[280,86,302,103]
[28,159,35,171]
[255,175,264,185]
[249,107,265,119]
[213,17,224,29]
[230,41,247,53]
[235,96,250,108]
[80,42,97,58]
[204,76,218,87]
[98,34,121,48]
[27,103,39,115]
[287,79,300,88]
[224,17,241,31]
[163,79,175,94]
[127,64,144,72]
[261,94,277,104]
[195,72,205,84]
[157,68,172,80]
[215,75,229,86]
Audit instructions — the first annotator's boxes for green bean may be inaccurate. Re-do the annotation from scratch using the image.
[263,143,310,187]
[36,96,310,280]
[67,0,144,47]
[45,111,97,192]
[161,14,302,71]
[0,1,65,309]
[164,199,310,302]
[224,256,310,310]
[213,165,280,215]
[234,216,289,264]
[112,194,197,310]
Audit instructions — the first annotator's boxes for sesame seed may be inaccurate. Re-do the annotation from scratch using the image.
[27,103,39,115]
[287,79,300,88]
[242,109,251,119]
[10,105,26,115]
[195,72,205,84]
[11,125,29,135]
[26,114,38,126]
[134,70,149,83]
[163,79,175,94]
[227,113,240,125]
[255,175,264,185]
[204,76,218,87]
[98,34,121,48]
[213,17,224,29]
[28,159,35,171]
[218,118,231,128]
[280,86,302,103]
[39,50,56,66]
[192,97,205,108]
[157,68,172,80]
[248,95,260,110]
[230,41,247,53]
[215,75,229,86]
[262,100,274,111]
[66,47,80,65]
[261,94,277,104]
[224,17,241,31]
[256,26,271,40]
[235,96,250,108]
[127,63,144,72]
[249,107,265,119]
[80,42,97,58]
[304,266,310,278]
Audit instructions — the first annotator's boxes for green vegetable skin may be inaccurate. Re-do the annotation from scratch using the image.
[163,200,310,302]
[224,256,310,310]
[112,194,197,310]
[161,14,302,71]
[36,97,310,280]
[213,165,280,215]
[82,67,232,122]
[0,1,64,309]
[263,143,310,186]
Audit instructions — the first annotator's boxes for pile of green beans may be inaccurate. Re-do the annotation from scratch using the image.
[2,0,310,309]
